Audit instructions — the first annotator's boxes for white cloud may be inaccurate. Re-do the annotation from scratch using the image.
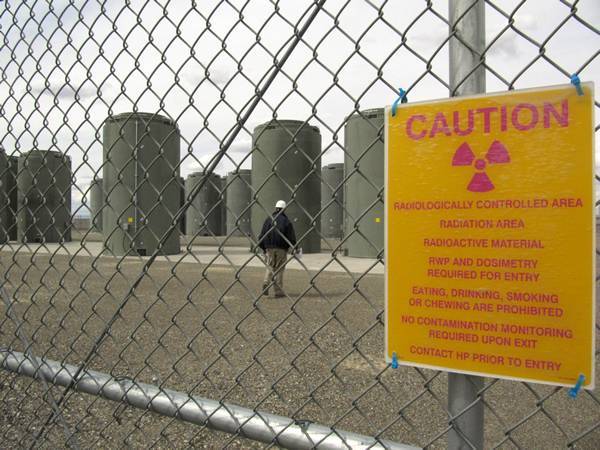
[209,66,236,87]
[0,0,598,192]
[27,80,99,100]
[228,140,251,154]
[487,33,519,57]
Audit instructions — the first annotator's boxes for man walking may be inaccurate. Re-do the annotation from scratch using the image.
[258,200,296,298]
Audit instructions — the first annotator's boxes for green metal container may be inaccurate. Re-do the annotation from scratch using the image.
[0,148,8,243]
[185,172,221,236]
[251,120,321,253]
[226,169,252,236]
[178,176,185,234]
[7,156,18,241]
[90,177,103,232]
[102,112,181,256]
[320,163,344,239]
[219,175,227,236]
[344,108,384,257]
[17,150,72,243]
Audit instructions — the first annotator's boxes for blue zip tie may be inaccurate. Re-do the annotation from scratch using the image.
[391,88,407,117]
[570,74,583,96]
[568,374,585,398]
[391,352,399,369]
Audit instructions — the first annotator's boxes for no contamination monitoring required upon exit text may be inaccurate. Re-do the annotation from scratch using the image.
[385,83,595,389]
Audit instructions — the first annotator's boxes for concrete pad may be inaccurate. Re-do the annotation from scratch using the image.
[0,241,383,275]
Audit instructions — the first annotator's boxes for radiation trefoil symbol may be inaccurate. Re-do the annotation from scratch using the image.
[452,140,510,192]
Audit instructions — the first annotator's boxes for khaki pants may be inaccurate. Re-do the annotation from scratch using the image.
[264,248,287,296]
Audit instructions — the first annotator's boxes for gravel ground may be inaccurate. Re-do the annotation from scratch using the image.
[0,252,598,449]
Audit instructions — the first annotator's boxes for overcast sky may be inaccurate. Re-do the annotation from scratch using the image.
[0,0,598,215]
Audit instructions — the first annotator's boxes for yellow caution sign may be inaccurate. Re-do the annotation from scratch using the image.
[385,83,595,388]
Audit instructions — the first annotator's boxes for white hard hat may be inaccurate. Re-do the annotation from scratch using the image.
[275,200,286,209]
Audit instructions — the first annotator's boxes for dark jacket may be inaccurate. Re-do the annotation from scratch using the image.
[258,210,296,251]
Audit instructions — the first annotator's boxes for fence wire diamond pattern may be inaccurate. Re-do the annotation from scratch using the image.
[0,0,598,448]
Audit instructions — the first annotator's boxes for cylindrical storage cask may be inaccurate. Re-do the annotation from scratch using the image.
[320,163,344,239]
[102,112,180,256]
[90,177,103,232]
[178,176,185,234]
[185,172,221,236]
[251,120,321,253]
[219,175,227,236]
[0,149,8,243]
[344,108,384,257]
[7,156,18,241]
[17,150,72,243]
[226,169,251,236]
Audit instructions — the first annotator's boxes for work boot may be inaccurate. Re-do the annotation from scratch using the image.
[273,291,285,298]
[262,283,269,295]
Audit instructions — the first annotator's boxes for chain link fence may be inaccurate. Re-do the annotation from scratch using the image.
[0,0,598,448]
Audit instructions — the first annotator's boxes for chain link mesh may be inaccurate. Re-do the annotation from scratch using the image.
[0,0,598,448]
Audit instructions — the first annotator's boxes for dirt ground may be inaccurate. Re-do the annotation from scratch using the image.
[0,251,598,449]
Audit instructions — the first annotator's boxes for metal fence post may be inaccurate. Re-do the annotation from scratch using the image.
[448,1,486,449]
